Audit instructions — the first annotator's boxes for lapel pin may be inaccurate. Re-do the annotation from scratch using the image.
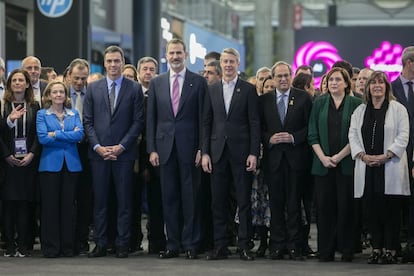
[289,97,294,106]
[236,88,240,93]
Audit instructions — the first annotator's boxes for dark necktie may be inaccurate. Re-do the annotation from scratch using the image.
[278,94,287,125]
[109,82,116,114]
[407,81,414,116]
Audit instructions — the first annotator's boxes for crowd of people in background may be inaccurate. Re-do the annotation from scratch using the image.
[0,41,414,266]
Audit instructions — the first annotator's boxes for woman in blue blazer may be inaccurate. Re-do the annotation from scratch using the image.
[36,80,83,257]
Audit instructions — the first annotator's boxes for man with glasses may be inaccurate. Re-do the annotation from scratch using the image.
[260,61,312,260]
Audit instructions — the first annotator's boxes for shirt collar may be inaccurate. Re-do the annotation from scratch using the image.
[32,80,40,89]
[45,107,75,116]
[106,76,123,89]
[276,89,290,98]
[222,75,238,86]
[400,75,414,85]
[170,68,186,79]
[70,86,86,96]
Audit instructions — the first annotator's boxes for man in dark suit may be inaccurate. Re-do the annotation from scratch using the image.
[83,45,144,258]
[146,38,207,259]
[392,46,414,259]
[202,48,260,261]
[67,58,93,255]
[21,56,47,106]
[260,61,312,260]
[136,56,166,254]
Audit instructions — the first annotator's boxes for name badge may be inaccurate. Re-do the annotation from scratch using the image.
[15,138,28,158]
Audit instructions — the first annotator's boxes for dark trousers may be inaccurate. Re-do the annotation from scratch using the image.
[300,171,314,251]
[364,195,402,250]
[40,167,78,256]
[145,166,166,252]
[129,171,144,251]
[267,159,303,251]
[200,171,214,251]
[75,142,93,251]
[91,160,134,249]
[159,146,201,251]
[210,147,253,250]
[314,168,354,258]
[3,200,30,251]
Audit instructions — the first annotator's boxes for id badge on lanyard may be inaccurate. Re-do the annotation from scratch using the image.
[13,102,28,158]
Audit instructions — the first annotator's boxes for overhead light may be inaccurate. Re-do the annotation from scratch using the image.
[374,0,410,9]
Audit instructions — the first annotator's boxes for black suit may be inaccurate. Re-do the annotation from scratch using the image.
[392,77,414,245]
[202,78,260,250]
[260,88,312,252]
[146,69,207,251]
[83,77,144,250]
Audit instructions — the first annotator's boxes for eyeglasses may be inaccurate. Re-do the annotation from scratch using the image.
[275,74,290,79]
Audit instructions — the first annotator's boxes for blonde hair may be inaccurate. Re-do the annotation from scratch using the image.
[42,81,72,108]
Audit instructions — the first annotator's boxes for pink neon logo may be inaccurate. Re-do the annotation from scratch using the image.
[292,41,342,87]
[365,41,403,82]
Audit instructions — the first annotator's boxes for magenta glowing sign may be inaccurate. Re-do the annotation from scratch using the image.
[364,41,403,82]
[293,40,403,87]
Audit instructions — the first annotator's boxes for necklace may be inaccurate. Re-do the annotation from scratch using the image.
[370,120,377,150]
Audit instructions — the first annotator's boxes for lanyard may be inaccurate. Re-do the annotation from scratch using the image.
[12,102,26,138]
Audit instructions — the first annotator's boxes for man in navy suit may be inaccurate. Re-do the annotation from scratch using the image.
[202,48,260,261]
[260,61,312,260]
[83,45,144,258]
[392,46,414,258]
[146,38,207,259]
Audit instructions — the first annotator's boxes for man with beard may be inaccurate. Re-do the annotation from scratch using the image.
[146,38,207,259]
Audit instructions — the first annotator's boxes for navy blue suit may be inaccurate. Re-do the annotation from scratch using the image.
[146,69,207,251]
[83,77,144,249]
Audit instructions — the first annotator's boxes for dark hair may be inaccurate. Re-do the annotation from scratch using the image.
[206,60,222,75]
[332,60,353,81]
[326,67,352,95]
[136,56,158,72]
[261,76,275,94]
[68,58,90,74]
[295,65,313,76]
[166,38,186,53]
[104,45,125,61]
[363,71,395,104]
[292,73,313,91]
[4,69,35,104]
[42,81,71,108]
[204,51,221,61]
[352,67,360,75]
[40,67,55,81]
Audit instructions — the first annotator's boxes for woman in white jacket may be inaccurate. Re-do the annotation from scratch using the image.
[349,70,411,264]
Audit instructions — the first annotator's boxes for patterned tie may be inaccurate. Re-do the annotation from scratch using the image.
[109,82,116,115]
[278,94,287,125]
[172,74,180,116]
[75,92,83,121]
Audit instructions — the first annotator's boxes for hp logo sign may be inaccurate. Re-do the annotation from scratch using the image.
[37,0,73,18]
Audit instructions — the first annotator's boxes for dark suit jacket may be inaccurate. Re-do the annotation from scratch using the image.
[202,78,260,163]
[392,77,414,167]
[260,88,312,171]
[0,101,40,159]
[146,70,207,165]
[83,77,144,161]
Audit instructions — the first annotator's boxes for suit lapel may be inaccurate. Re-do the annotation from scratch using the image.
[113,78,127,115]
[102,79,111,114]
[284,89,296,126]
[176,71,192,116]
[227,79,241,117]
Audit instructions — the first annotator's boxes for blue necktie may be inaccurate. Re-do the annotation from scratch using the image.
[278,94,286,125]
